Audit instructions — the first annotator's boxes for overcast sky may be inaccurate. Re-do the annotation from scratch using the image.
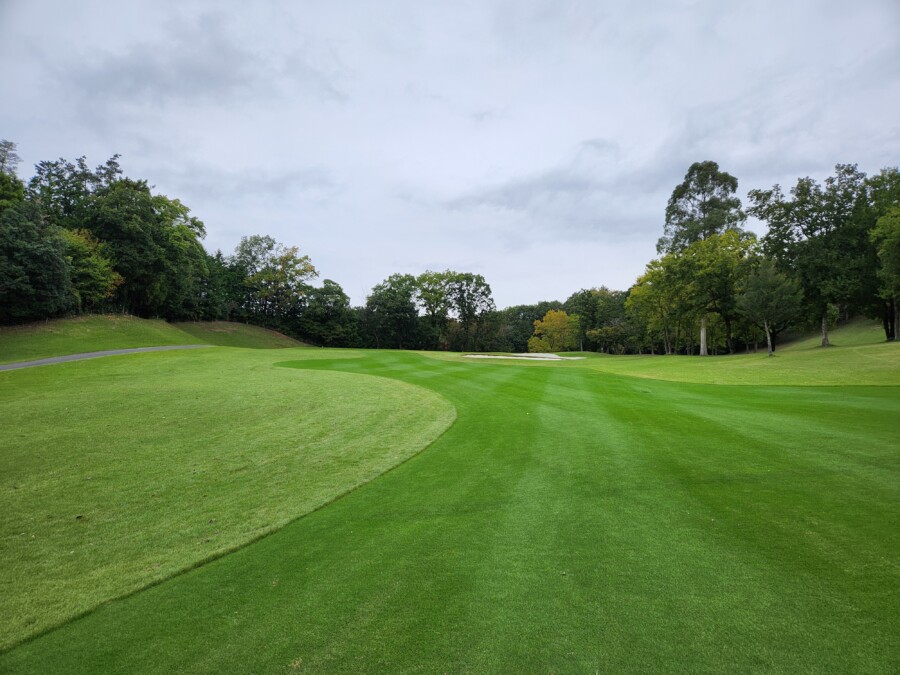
[2,1,898,307]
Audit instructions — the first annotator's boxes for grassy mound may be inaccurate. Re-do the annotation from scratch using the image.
[0,315,204,364]
[0,316,310,364]
[2,349,897,672]
[170,321,307,349]
[0,349,455,650]
[780,317,887,351]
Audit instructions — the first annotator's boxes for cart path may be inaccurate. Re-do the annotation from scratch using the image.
[0,345,214,371]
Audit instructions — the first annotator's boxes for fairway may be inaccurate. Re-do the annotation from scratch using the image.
[1,338,898,672]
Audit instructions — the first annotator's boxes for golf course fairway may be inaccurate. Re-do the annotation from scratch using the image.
[1,341,898,672]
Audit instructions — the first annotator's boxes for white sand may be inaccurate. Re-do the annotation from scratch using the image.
[463,353,585,361]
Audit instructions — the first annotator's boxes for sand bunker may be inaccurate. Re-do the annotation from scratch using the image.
[464,353,585,361]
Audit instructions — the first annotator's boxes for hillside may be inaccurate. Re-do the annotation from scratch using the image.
[0,315,307,364]
[171,321,307,349]
[577,319,899,386]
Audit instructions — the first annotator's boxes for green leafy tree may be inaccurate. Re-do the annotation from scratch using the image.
[248,246,317,328]
[58,228,122,311]
[657,160,747,354]
[233,235,317,329]
[626,256,693,354]
[445,271,495,351]
[0,173,25,213]
[0,203,73,323]
[300,279,358,347]
[564,287,630,352]
[415,270,452,350]
[27,155,122,228]
[657,160,746,255]
[199,250,246,320]
[676,230,756,354]
[82,178,168,315]
[736,258,803,355]
[751,164,890,344]
[151,195,210,320]
[871,207,900,340]
[364,274,419,349]
[864,170,900,339]
[563,289,597,351]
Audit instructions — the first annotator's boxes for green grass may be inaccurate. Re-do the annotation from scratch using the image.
[571,339,899,385]
[170,321,307,349]
[1,320,898,672]
[0,315,205,364]
[0,315,308,364]
[424,320,898,386]
[780,317,888,351]
[0,348,454,650]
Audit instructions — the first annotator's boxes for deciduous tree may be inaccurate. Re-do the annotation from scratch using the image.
[736,258,803,355]
[658,160,747,354]
[0,203,73,323]
[365,274,419,349]
[530,309,579,352]
[300,279,358,347]
[750,164,890,344]
[871,207,900,340]
[657,160,746,255]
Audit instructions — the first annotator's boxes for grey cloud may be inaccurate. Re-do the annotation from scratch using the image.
[446,138,660,243]
[151,164,338,206]
[450,168,593,213]
[54,11,349,109]
[62,13,261,105]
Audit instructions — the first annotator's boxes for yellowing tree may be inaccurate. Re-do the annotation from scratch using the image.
[529,309,579,352]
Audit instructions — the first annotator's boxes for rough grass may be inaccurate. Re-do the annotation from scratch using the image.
[0,315,310,364]
[170,321,307,349]
[0,315,204,364]
[779,317,888,350]
[0,348,455,650]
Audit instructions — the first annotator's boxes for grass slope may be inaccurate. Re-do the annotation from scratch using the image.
[0,349,454,650]
[780,317,888,350]
[427,319,898,386]
[2,347,897,672]
[573,338,899,385]
[170,321,307,349]
[0,315,204,364]
[0,316,309,365]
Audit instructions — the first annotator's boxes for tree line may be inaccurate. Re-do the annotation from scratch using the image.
[2,140,898,353]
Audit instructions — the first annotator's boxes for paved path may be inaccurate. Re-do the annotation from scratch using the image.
[0,345,213,372]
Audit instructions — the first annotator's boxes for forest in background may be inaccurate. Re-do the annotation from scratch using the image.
[2,140,898,355]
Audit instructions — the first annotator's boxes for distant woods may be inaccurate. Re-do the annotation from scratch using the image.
[2,141,898,352]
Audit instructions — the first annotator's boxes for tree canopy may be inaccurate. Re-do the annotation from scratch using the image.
[3,142,897,352]
[657,160,746,255]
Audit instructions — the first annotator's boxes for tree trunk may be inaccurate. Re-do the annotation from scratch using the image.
[724,316,734,354]
[821,312,830,347]
[699,316,708,356]
[895,299,899,343]
[883,298,896,341]
[765,319,773,357]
